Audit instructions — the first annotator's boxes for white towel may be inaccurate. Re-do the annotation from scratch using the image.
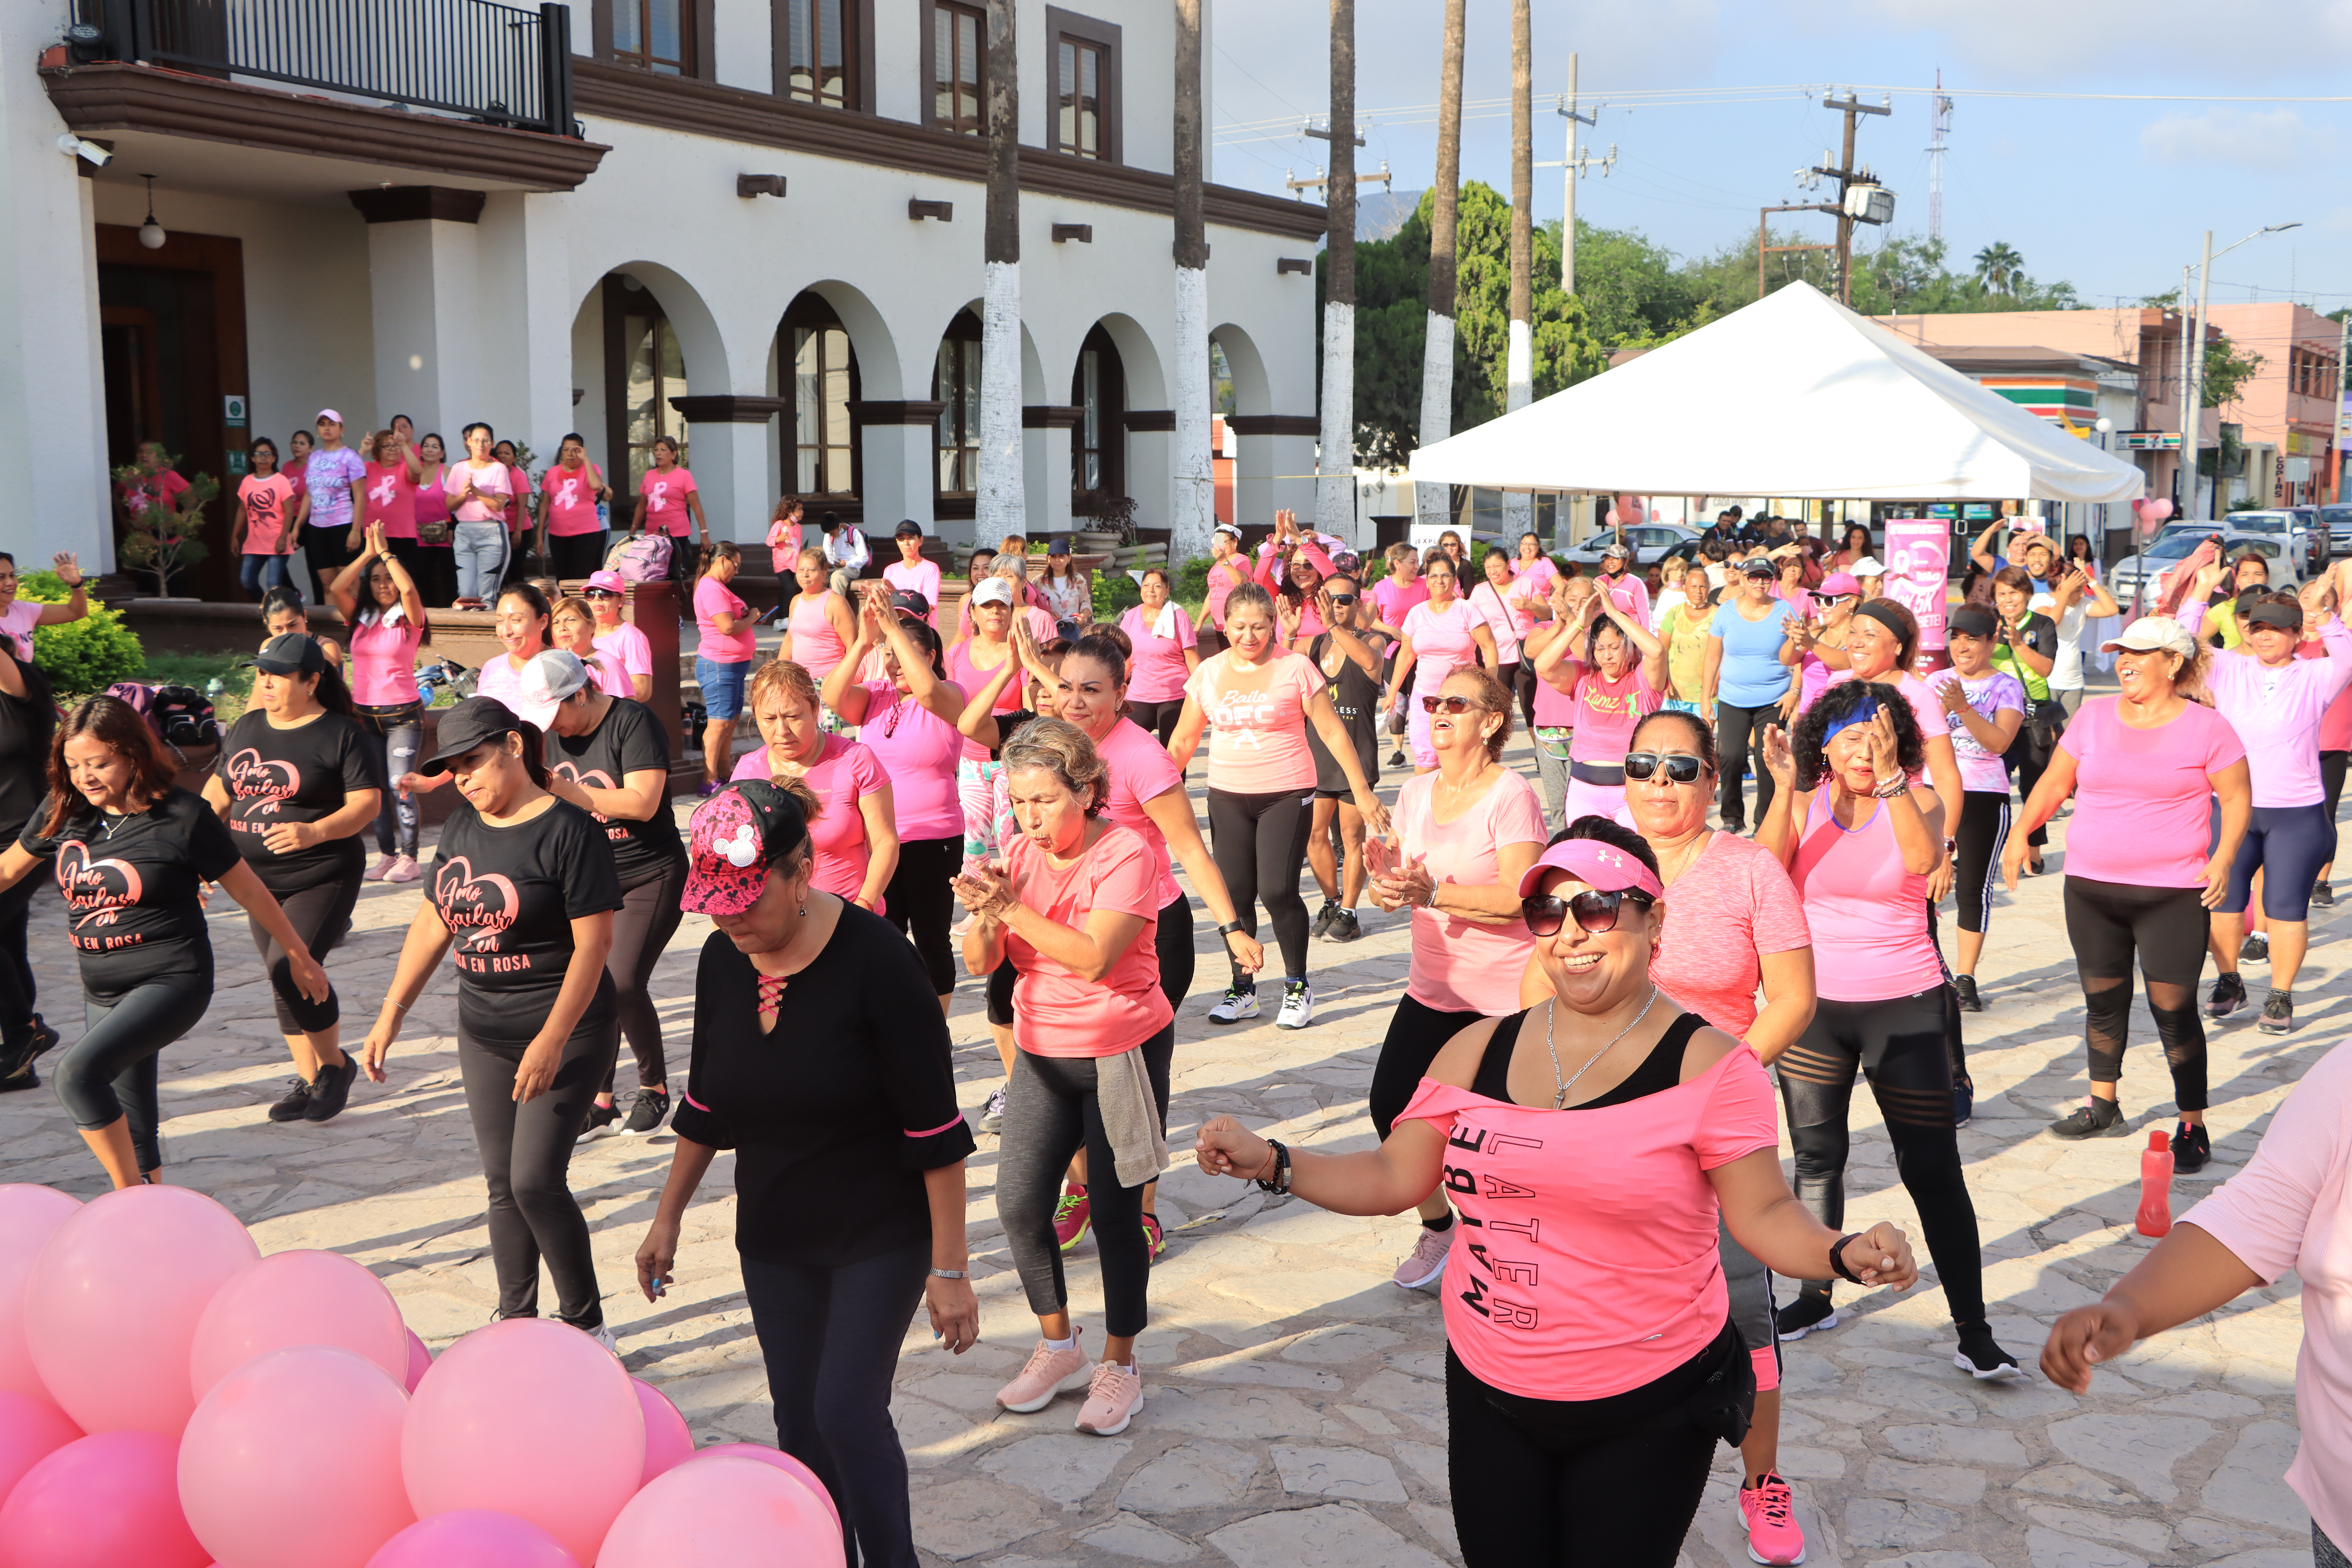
[1151,601,1180,641]
[1097,1043,1169,1189]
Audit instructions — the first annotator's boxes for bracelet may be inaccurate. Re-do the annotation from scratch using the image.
[1218,921,1244,937]
[1254,1137,1291,1195]
[389,1000,411,1015]
[928,1267,969,1280]
[1828,1232,1867,1284]
[1873,778,1909,799]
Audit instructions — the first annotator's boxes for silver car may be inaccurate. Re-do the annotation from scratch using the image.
[2225,509,2329,575]
[2320,504,2352,556]
[1556,523,1703,569]
[2110,530,2293,614]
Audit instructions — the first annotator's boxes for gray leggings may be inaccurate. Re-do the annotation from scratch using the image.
[59,982,212,1172]
[997,1025,1173,1338]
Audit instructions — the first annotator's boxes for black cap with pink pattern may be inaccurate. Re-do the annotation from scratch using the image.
[681,781,811,916]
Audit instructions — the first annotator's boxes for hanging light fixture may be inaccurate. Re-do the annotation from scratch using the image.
[138,175,165,249]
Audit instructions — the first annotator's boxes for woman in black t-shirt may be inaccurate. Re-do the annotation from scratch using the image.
[0,695,329,1186]
[635,780,977,1568]
[203,634,380,1126]
[516,649,688,1140]
[361,696,623,1341]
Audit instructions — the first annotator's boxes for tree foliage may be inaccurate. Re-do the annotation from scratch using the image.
[20,569,143,694]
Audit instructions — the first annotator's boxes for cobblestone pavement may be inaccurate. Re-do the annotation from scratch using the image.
[2,731,2330,1568]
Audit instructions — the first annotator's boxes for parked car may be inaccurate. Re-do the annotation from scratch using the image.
[1557,523,1702,569]
[2319,503,2352,557]
[2110,529,2299,613]
[2223,508,2329,575]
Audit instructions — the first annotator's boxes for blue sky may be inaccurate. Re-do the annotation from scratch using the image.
[1207,0,2352,312]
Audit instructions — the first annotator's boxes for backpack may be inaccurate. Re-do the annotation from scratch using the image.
[103,682,221,755]
[605,531,672,584]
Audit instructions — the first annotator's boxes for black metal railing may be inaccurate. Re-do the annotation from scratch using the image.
[92,0,575,137]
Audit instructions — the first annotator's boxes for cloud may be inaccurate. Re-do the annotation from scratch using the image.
[2139,107,2336,166]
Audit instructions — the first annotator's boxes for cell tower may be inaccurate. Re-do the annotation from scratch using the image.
[1927,69,1953,242]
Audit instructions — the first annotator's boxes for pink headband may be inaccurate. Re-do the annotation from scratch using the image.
[1516,839,1664,902]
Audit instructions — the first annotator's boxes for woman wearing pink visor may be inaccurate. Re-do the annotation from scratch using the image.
[1193,820,1918,1568]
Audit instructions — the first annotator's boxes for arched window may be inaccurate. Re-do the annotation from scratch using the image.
[604,275,689,494]
[782,294,861,499]
[1071,323,1125,501]
[934,310,982,502]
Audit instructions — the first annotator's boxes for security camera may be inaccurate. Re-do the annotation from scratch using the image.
[54,134,111,168]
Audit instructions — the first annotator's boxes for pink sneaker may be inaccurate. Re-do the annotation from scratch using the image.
[1074,1359,1142,1435]
[384,854,422,884]
[996,1331,1091,1413]
[1141,1213,1165,1260]
[1739,1472,1807,1565]
[1392,1224,1452,1290]
[363,854,397,882]
[1053,1183,1090,1251]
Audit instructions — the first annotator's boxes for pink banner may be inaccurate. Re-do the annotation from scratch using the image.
[1883,519,1951,652]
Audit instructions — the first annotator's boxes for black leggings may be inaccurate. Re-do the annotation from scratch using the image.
[1713,701,1779,830]
[601,854,686,1094]
[744,1240,931,1568]
[1953,790,2011,937]
[1777,985,1987,1326]
[1206,787,1312,985]
[2324,750,2348,826]
[2006,729,2055,849]
[0,873,40,1051]
[1507,660,1540,731]
[59,982,212,1172]
[1446,1334,1723,1568]
[2063,876,2208,1110]
[1370,993,1482,1141]
[458,993,620,1329]
[997,1025,1174,1338]
[1126,699,1185,748]
[885,837,960,996]
[248,874,357,1035]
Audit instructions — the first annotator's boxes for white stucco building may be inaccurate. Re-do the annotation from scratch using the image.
[2,0,1325,596]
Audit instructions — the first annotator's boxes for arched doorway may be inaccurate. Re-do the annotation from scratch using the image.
[1070,322,1126,504]
[781,291,863,512]
[932,307,982,521]
[603,272,691,495]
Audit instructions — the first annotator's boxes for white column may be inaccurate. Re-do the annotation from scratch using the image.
[365,219,483,441]
[977,260,1026,534]
[686,420,776,546]
[1126,424,1171,540]
[1170,266,1215,561]
[860,421,933,535]
[476,193,574,461]
[0,143,108,569]
[1415,312,1454,533]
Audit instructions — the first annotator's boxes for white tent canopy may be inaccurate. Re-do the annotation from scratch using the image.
[1407,281,2145,505]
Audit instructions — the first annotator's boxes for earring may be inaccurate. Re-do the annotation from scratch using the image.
[798,900,808,917]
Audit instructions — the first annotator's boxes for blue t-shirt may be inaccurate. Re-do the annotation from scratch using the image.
[303,448,368,529]
[1709,599,1795,707]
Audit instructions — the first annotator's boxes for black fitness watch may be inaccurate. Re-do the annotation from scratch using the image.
[1217,921,1245,938]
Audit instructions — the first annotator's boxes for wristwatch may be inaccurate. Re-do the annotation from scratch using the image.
[1217,921,1245,937]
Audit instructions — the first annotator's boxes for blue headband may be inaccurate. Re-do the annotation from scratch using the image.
[1820,698,1880,751]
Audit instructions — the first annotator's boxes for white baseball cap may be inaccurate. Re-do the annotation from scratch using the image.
[970,577,1016,608]
[512,649,591,729]
[1849,556,1887,578]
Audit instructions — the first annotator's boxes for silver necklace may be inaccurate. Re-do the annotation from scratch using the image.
[1544,986,1661,1110]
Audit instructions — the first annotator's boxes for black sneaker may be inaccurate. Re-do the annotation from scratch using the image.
[2206,972,2248,1019]
[1952,1321,2021,1381]
[1311,899,1339,939]
[1953,1073,1975,1129]
[576,1102,621,1142]
[266,1076,314,1124]
[1775,1292,1839,1341]
[1953,975,1983,1012]
[301,1052,360,1122]
[623,1086,671,1135]
[0,1065,38,1093]
[2240,933,2269,964]
[1325,908,1362,943]
[2258,989,2294,1035]
[2314,881,2337,909]
[0,1017,59,1083]
[1387,749,1408,768]
[2050,1098,2130,1139]
[2170,1120,2212,1174]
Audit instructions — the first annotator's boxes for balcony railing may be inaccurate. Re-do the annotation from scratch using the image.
[90,0,576,138]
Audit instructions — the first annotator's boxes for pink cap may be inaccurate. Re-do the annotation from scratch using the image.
[1817,572,1860,596]
[315,409,343,425]
[1516,838,1664,901]
[584,569,627,594]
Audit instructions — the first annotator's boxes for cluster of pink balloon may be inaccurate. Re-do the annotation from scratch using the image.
[2131,497,2177,535]
[0,1184,843,1568]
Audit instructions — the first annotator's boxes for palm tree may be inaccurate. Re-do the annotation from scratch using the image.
[1315,0,1357,544]
[1170,0,1213,564]
[1499,0,1532,540]
[1415,0,1465,536]
[1973,241,2024,298]
[977,0,1024,534]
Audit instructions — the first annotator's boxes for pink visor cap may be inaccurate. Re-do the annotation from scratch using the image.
[1516,838,1664,901]
[584,569,628,594]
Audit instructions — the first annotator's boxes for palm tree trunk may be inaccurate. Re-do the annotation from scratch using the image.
[1315,0,1356,546]
[1415,0,1465,537]
[1499,0,1533,540]
[1169,0,1214,565]
[978,0,1025,537]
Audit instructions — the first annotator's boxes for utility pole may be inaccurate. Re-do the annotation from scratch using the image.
[1809,92,1891,303]
[2335,310,2350,503]
[1757,203,1837,300]
[2179,264,2196,518]
[2187,235,2216,519]
[1542,54,1613,293]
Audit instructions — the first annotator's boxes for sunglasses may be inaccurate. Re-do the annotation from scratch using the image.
[584,588,619,599]
[1815,593,1853,607]
[1522,888,1655,937]
[1623,752,1704,784]
[1326,592,1359,606]
[1419,694,1478,714]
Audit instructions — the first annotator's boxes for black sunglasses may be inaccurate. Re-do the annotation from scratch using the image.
[584,588,619,599]
[1522,888,1655,937]
[1623,752,1704,784]
[1420,693,1477,714]
[1326,592,1359,606]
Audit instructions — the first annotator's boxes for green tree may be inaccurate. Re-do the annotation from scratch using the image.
[2203,336,2264,408]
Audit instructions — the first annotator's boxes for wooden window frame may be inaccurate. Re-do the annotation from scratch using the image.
[1071,322,1125,503]
[771,0,875,111]
[918,0,986,137]
[1044,6,1119,165]
[603,275,692,498]
[781,293,864,506]
[933,309,983,515]
[592,0,715,81]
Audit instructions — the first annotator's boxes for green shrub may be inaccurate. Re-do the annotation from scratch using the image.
[1092,568,1143,621]
[21,572,144,695]
[1174,555,1212,607]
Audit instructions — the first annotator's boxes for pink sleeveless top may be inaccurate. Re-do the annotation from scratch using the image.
[1789,789,1944,1002]
[787,589,846,681]
[944,636,1023,763]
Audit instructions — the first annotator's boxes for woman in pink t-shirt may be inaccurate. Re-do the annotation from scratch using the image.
[1386,555,1499,773]
[1169,583,1389,1029]
[582,569,654,703]
[945,575,1032,865]
[1468,548,1531,722]
[1758,679,2015,1378]
[731,658,897,913]
[536,434,612,582]
[408,432,456,608]
[765,495,804,581]
[692,542,758,790]
[1117,568,1200,743]
[2004,614,2250,1161]
[780,547,854,684]
[1365,666,1547,1292]
[883,521,945,628]
[820,602,970,1011]
[327,522,430,881]
[550,595,634,700]
[232,437,299,602]
[1534,591,1666,825]
[1825,598,1964,901]
[1202,524,1250,653]
[1193,821,1917,1568]
[630,436,707,599]
[952,719,1174,1439]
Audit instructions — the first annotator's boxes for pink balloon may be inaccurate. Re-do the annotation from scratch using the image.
[0,1430,209,1568]
[188,1249,407,1401]
[632,1380,692,1488]
[178,1347,413,1568]
[2143,498,2174,524]
[26,1186,256,1435]
[596,1456,845,1568]
[403,1331,432,1395]
[688,1444,841,1532]
[0,1186,81,1400]
[1603,507,1620,526]
[0,1390,81,1505]
[1648,508,1663,523]
[401,1319,641,1566]
[363,1511,582,1568]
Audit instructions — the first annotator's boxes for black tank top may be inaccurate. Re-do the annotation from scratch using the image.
[1472,1005,1706,1110]
[1307,631,1383,779]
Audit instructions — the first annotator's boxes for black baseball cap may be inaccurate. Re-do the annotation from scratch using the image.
[893,519,924,539]
[418,696,528,776]
[245,633,325,676]
[2247,600,2304,632]
[891,590,932,618]
[1948,606,1998,639]
[1738,556,1777,578]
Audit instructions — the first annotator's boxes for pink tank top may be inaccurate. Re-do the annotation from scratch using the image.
[787,589,846,681]
[944,637,1024,763]
[1789,789,1944,1002]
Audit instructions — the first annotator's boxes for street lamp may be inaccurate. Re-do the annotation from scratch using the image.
[2179,222,2300,518]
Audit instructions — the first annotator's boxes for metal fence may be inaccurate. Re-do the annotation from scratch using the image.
[97,0,575,137]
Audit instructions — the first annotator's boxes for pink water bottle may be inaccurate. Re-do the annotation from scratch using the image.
[2136,1130,2174,1238]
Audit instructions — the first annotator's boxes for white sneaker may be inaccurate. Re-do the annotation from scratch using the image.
[589,1324,619,1357]
[1275,980,1314,1030]
[1207,987,1259,1025]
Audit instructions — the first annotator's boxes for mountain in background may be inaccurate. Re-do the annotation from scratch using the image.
[1355,186,1424,244]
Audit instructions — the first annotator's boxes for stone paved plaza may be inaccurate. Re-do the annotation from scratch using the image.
[1,727,2332,1568]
